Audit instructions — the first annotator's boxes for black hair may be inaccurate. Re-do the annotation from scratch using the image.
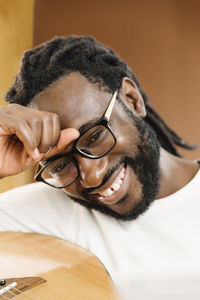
[5,35,196,156]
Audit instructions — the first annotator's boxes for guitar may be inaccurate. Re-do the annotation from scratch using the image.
[0,232,120,299]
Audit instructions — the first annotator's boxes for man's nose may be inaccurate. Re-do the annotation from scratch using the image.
[74,155,109,189]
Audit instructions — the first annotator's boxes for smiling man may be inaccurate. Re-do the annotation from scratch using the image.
[0,36,200,299]
[31,72,161,220]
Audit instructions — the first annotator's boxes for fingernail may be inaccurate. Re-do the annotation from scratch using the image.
[32,148,42,161]
[45,146,52,155]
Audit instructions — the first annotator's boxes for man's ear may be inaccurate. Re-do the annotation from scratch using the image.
[120,77,146,118]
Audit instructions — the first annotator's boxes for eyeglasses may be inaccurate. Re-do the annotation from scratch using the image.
[34,90,118,189]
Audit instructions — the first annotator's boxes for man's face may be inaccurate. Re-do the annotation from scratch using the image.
[31,72,160,220]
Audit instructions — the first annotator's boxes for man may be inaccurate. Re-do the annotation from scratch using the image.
[0,36,199,299]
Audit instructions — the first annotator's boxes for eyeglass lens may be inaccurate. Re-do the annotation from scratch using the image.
[76,125,115,156]
[42,156,78,188]
[41,126,115,188]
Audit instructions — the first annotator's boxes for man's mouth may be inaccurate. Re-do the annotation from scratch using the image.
[90,165,128,205]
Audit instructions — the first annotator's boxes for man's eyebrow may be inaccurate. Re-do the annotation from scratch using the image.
[78,118,99,134]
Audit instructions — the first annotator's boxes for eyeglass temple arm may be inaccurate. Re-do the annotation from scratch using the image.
[104,90,118,121]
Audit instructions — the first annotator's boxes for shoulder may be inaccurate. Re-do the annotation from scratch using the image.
[0,182,63,201]
[0,182,76,213]
[0,182,83,236]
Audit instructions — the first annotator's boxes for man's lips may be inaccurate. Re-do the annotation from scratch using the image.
[89,165,128,205]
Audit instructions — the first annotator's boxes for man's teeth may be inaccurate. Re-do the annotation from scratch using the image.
[100,167,125,197]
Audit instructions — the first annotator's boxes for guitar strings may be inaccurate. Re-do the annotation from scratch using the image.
[0,293,9,299]
[3,289,16,298]
[12,286,36,300]
[0,286,37,300]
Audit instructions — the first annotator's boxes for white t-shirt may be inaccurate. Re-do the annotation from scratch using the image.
[0,168,200,300]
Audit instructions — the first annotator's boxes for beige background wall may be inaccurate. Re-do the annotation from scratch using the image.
[0,0,34,192]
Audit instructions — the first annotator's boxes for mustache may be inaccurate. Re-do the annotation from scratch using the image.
[83,157,127,195]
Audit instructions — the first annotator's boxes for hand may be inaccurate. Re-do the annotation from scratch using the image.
[0,104,79,178]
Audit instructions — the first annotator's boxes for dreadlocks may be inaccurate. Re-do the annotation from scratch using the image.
[5,35,196,156]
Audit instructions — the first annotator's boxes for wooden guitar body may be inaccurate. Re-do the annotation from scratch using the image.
[0,232,120,299]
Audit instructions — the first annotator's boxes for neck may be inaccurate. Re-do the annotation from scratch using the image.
[157,148,199,199]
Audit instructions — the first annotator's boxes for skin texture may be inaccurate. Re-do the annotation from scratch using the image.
[0,72,198,219]
[0,104,79,178]
[30,72,199,219]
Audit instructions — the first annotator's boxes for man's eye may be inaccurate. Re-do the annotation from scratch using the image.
[86,128,104,147]
[54,161,67,173]
[49,160,70,175]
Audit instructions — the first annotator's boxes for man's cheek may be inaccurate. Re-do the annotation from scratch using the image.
[63,183,78,197]
[114,131,140,155]
[63,182,85,200]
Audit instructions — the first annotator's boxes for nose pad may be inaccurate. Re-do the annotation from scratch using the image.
[74,155,109,189]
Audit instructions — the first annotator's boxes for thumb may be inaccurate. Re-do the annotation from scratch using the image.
[57,128,80,149]
[43,128,80,159]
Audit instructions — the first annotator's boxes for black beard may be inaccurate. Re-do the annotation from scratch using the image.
[67,110,161,221]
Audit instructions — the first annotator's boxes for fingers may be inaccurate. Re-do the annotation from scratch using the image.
[5,105,61,154]
[0,104,74,162]
[0,104,80,178]
[0,104,80,162]
[0,112,39,158]
[42,128,80,159]
[28,111,61,154]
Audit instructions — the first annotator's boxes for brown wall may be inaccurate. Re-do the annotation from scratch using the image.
[34,0,200,160]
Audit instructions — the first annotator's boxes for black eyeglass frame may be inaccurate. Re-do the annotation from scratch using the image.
[34,90,118,188]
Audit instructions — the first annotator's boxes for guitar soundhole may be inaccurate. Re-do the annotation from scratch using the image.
[0,277,46,298]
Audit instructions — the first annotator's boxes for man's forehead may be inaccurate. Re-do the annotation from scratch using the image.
[30,72,112,129]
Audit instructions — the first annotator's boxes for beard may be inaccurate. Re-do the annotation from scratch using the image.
[68,104,161,221]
